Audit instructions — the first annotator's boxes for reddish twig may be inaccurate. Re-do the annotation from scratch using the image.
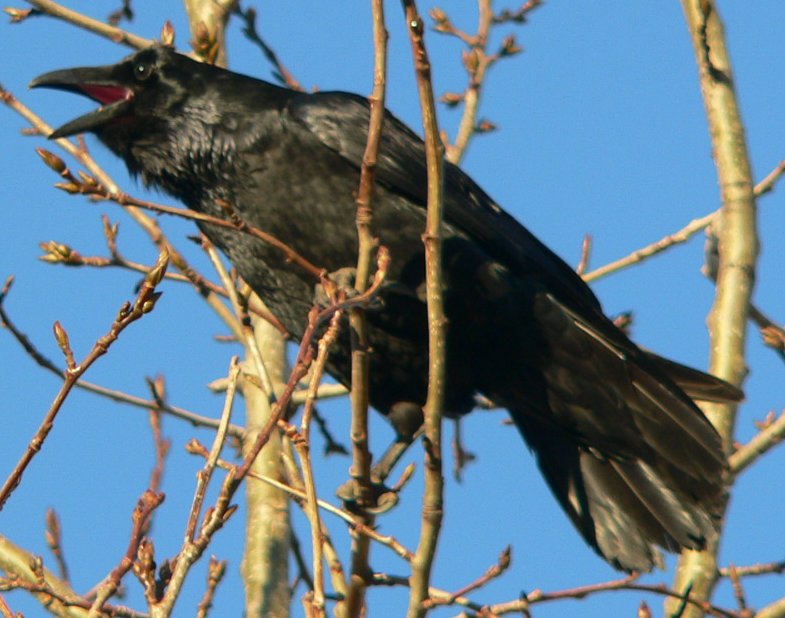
[233,5,303,90]
[0,251,169,511]
[402,3,447,616]
[33,149,324,281]
[0,289,243,436]
[144,377,171,496]
[88,490,165,614]
[344,2,388,615]
[575,234,593,275]
[425,546,511,609]
[19,0,151,49]
[44,509,70,584]
[720,561,785,578]
[730,408,785,475]
[185,358,240,543]
[196,557,227,618]
[282,308,346,617]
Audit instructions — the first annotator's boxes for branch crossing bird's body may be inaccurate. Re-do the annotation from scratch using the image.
[32,45,742,572]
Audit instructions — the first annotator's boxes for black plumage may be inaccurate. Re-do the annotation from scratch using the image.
[31,45,742,572]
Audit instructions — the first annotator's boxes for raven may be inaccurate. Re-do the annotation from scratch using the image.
[32,45,742,572]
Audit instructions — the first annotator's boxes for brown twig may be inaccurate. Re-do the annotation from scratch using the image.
[582,210,717,282]
[235,248,389,487]
[0,550,145,618]
[373,571,738,617]
[87,490,165,615]
[2,84,282,342]
[308,405,349,455]
[432,1,529,164]
[343,3,388,616]
[44,509,70,584]
[20,0,152,49]
[107,0,133,26]
[720,561,785,578]
[233,5,303,90]
[144,377,171,495]
[424,546,511,609]
[493,0,544,24]
[726,566,749,614]
[152,249,388,617]
[284,309,345,617]
[212,457,415,563]
[0,251,169,511]
[402,3,447,616]
[729,409,785,475]
[186,358,240,542]
[574,234,593,275]
[0,287,243,436]
[0,595,15,618]
[38,218,231,303]
[196,557,226,618]
[152,361,241,617]
[34,150,324,281]
[583,158,785,283]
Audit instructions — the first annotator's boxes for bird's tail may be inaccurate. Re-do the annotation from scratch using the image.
[502,352,741,572]
[508,410,723,572]
[483,292,742,571]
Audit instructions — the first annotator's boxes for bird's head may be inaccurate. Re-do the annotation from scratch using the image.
[30,44,193,148]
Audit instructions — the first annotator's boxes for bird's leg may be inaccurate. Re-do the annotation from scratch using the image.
[337,401,424,514]
[313,267,358,307]
[314,267,387,311]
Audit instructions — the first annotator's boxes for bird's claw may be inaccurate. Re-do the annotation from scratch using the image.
[314,267,384,311]
[336,478,399,515]
[314,267,357,308]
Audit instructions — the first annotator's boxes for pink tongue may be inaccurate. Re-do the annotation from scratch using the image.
[81,84,129,104]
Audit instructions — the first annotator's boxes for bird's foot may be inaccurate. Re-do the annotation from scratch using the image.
[337,477,399,515]
[313,267,357,308]
[313,267,384,311]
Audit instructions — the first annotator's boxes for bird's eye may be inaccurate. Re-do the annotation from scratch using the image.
[134,62,153,81]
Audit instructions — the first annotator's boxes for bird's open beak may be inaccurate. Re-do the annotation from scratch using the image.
[30,66,134,139]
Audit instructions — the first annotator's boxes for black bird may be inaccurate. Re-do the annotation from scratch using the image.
[31,45,742,572]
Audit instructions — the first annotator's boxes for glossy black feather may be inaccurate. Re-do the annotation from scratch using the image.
[31,45,743,572]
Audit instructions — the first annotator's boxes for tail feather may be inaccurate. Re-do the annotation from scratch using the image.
[481,291,738,572]
[510,413,721,572]
[645,351,744,403]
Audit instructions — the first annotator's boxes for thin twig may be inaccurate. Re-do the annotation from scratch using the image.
[203,241,275,399]
[343,2,388,616]
[38,152,325,280]
[87,490,165,617]
[286,309,345,617]
[0,251,169,511]
[2,84,282,341]
[402,3,447,616]
[424,546,511,609]
[719,561,785,578]
[208,457,415,563]
[729,409,785,475]
[196,557,227,618]
[233,5,303,90]
[0,276,241,436]
[152,250,388,617]
[185,358,240,542]
[583,211,716,282]
[21,0,152,49]
[44,509,70,584]
[583,158,785,283]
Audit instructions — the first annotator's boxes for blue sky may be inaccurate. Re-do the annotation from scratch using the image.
[2,2,784,616]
